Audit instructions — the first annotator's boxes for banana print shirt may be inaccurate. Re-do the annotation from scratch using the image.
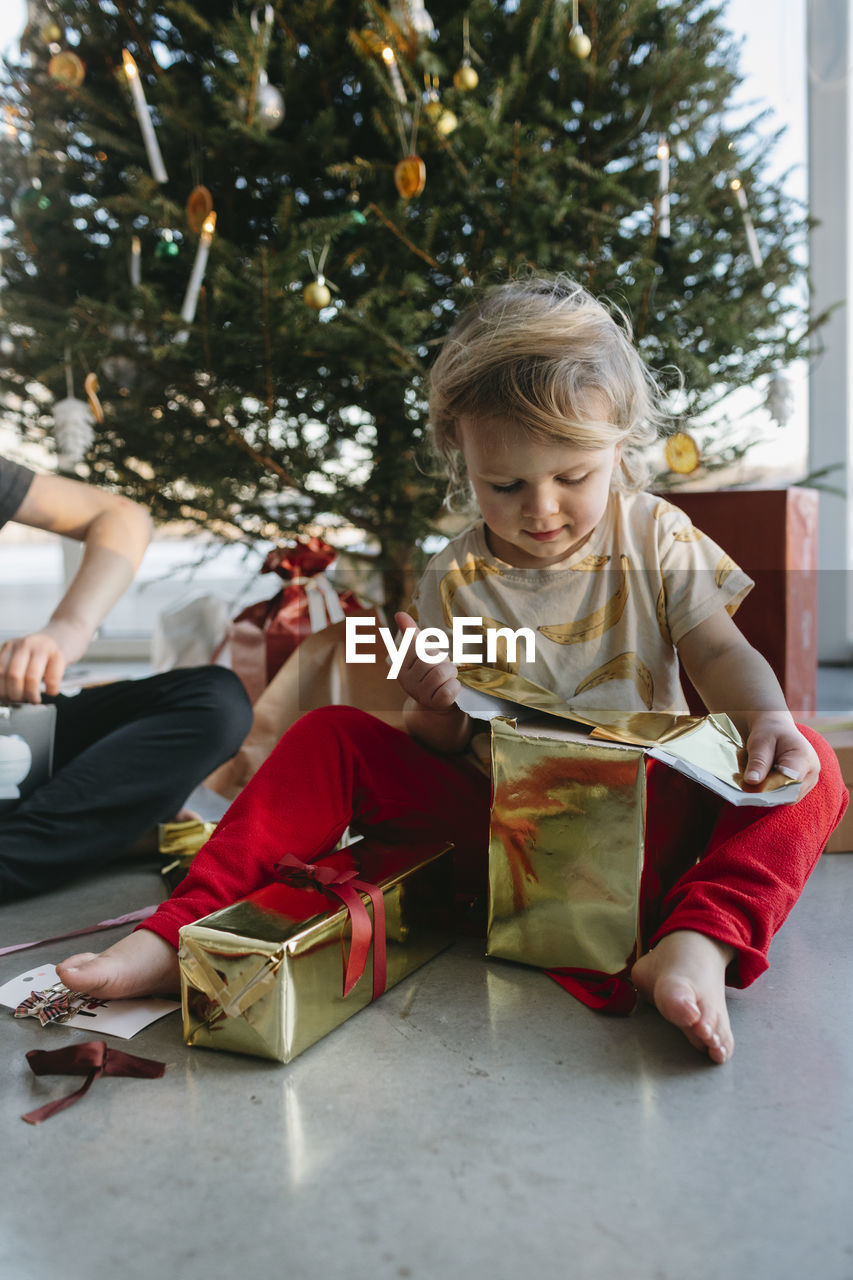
[410,489,753,716]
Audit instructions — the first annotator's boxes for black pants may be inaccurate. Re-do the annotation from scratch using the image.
[0,666,252,900]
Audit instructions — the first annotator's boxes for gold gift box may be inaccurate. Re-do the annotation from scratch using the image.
[178,839,453,1063]
[456,668,799,975]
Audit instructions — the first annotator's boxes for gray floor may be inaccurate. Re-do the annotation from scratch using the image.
[1,858,852,1280]
[1,666,852,1280]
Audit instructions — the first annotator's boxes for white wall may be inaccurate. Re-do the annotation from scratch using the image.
[807,0,853,661]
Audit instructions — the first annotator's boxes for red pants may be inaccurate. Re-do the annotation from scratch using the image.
[141,707,847,992]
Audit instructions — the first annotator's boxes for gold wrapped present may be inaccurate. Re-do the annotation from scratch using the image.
[455,668,799,974]
[158,819,218,892]
[178,839,453,1063]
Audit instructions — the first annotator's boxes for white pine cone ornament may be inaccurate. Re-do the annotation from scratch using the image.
[53,396,95,468]
[765,372,794,430]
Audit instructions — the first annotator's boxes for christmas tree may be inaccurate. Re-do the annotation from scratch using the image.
[0,0,812,608]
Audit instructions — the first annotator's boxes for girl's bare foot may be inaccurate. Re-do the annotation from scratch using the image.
[56,929,180,1000]
[630,930,735,1065]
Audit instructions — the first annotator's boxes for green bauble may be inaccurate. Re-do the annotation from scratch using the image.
[155,232,180,260]
[11,182,51,221]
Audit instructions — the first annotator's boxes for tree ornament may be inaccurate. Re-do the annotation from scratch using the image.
[180,212,216,323]
[186,185,214,235]
[424,75,457,136]
[567,0,591,58]
[454,18,480,92]
[53,360,99,469]
[122,49,168,185]
[394,154,426,199]
[729,175,763,269]
[40,20,63,45]
[765,372,794,429]
[303,241,334,310]
[664,431,701,475]
[243,6,284,130]
[155,228,180,260]
[12,179,51,220]
[391,0,434,38]
[657,137,671,239]
[453,60,479,91]
[303,277,331,310]
[254,69,285,131]
[568,27,591,58]
[381,45,408,105]
[48,50,85,89]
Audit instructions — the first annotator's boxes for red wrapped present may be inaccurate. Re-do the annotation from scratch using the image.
[224,537,371,702]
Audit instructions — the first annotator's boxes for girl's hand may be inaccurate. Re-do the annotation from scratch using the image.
[743,713,821,800]
[393,611,461,714]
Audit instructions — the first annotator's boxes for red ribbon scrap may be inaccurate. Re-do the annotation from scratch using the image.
[22,1041,166,1126]
[272,854,387,1001]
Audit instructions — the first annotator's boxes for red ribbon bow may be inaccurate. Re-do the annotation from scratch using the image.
[22,1041,166,1125]
[272,853,387,1001]
[261,536,336,581]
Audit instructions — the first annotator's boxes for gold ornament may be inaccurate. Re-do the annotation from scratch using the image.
[424,99,457,135]
[40,21,63,44]
[394,154,426,199]
[453,61,479,91]
[664,432,701,475]
[48,50,86,89]
[186,185,214,235]
[303,277,331,310]
[568,26,592,59]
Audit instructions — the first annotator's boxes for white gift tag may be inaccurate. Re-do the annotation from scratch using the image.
[0,964,179,1039]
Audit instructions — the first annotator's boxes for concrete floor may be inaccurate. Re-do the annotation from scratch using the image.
[1,850,852,1280]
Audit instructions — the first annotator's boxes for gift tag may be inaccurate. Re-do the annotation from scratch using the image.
[0,964,179,1039]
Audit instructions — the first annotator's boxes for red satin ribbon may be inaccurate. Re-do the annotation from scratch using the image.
[22,1041,166,1125]
[272,854,387,1000]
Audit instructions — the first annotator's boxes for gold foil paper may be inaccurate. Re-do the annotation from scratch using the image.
[475,672,798,974]
[459,667,796,796]
[158,819,217,892]
[178,841,453,1063]
[487,718,645,972]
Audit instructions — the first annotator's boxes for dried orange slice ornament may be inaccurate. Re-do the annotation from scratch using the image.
[394,154,426,199]
[665,431,700,474]
[186,185,214,234]
[48,51,85,89]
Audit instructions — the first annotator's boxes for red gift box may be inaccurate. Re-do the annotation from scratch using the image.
[225,537,372,702]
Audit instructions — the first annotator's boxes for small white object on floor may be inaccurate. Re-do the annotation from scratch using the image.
[0,964,179,1039]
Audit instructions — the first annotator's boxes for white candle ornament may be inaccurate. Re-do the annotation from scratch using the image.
[180,211,216,324]
[382,46,407,105]
[130,234,141,287]
[122,50,168,185]
[730,177,763,269]
[657,137,671,239]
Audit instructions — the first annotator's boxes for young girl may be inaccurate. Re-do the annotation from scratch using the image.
[58,277,847,1065]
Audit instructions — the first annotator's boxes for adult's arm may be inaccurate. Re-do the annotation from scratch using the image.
[0,473,152,702]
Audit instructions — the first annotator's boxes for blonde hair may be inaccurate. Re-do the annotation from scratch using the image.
[428,275,664,503]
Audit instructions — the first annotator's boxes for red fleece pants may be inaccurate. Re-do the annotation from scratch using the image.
[140,707,847,991]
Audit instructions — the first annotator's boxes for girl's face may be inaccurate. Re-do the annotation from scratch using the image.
[458,416,620,569]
